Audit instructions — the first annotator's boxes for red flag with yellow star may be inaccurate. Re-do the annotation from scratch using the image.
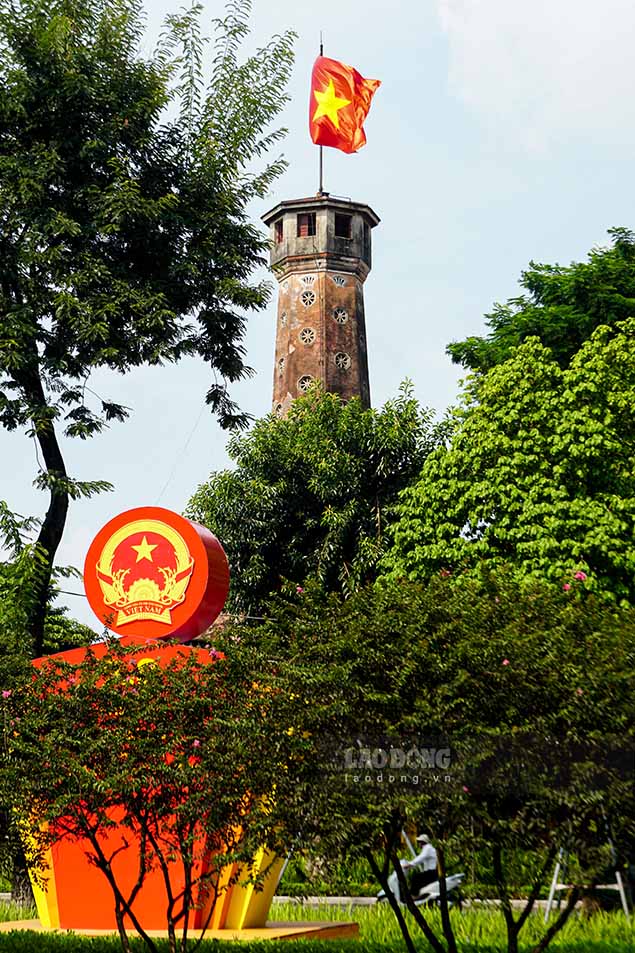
[309,56,380,154]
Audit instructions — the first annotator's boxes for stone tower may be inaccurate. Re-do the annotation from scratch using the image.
[262,194,380,413]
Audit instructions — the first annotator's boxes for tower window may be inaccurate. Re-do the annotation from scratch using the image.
[332,275,347,287]
[278,357,286,375]
[298,375,314,393]
[301,290,316,307]
[334,352,352,370]
[334,213,352,239]
[274,219,283,243]
[297,212,316,237]
[299,328,316,345]
[333,307,348,324]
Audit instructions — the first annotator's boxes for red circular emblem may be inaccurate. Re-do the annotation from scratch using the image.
[84,507,230,641]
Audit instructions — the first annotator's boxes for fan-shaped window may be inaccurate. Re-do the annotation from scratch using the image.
[300,274,316,286]
[332,275,347,287]
[333,307,348,324]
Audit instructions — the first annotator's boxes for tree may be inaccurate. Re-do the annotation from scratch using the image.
[3,639,296,953]
[232,574,635,953]
[447,227,635,372]
[0,0,295,654]
[186,384,444,614]
[0,504,97,902]
[383,320,635,603]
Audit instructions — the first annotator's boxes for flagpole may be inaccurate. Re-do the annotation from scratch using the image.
[318,32,324,194]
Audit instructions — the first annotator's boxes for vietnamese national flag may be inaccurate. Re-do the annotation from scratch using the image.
[309,56,381,154]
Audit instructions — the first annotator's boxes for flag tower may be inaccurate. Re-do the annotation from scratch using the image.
[262,194,379,413]
[263,52,381,413]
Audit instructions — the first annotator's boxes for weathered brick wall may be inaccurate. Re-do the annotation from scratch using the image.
[272,269,370,410]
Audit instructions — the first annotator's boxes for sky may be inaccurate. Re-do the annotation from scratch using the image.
[3,0,635,629]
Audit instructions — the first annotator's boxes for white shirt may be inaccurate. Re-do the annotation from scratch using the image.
[410,842,437,871]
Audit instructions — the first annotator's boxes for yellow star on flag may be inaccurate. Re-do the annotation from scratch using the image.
[312,78,351,129]
[131,535,157,563]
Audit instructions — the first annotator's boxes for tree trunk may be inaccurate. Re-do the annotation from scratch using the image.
[437,844,458,953]
[365,848,418,953]
[22,367,69,657]
[492,843,519,953]
[11,846,35,908]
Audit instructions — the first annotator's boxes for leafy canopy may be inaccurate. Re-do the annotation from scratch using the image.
[448,227,635,372]
[0,0,295,431]
[383,320,635,603]
[186,384,445,614]
[233,573,635,953]
[0,0,295,653]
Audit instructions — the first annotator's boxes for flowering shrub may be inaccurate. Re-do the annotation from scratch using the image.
[1,639,296,953]
[243,571,635,953]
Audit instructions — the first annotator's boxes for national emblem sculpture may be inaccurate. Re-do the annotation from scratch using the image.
[27,507,284,935]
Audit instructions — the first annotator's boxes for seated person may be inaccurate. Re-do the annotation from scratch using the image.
[408,834,438,896]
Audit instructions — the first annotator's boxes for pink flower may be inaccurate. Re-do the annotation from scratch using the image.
[563,583,571,591]
[576,688,584,696]
[463,785,470,794]
[502,659,510,666]
[2,690,11,699]
[573,571,587,581]
[192,739,201,748]
[296,586,304,594]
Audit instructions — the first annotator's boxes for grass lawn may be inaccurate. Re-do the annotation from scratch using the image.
[0,899,631,951]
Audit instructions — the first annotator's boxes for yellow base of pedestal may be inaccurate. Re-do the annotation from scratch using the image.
[0,919,360,942]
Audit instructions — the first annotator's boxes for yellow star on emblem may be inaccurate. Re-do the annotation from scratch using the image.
[131,535,158,563]
[313,78,351,129]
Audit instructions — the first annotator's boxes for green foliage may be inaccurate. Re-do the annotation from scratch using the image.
[0,560,94,665]
[383,320,635,603]
[0,507,47,676]
[0,0,294,427]
[0,904,632,953]
[0,502,95,668]
[227,574,635,953]
[273,903,635,952]
[40,601,96,654]
[0,0,295,653]
[448,227,635,371]
[1,640,297,953]
[186,384,444,613]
